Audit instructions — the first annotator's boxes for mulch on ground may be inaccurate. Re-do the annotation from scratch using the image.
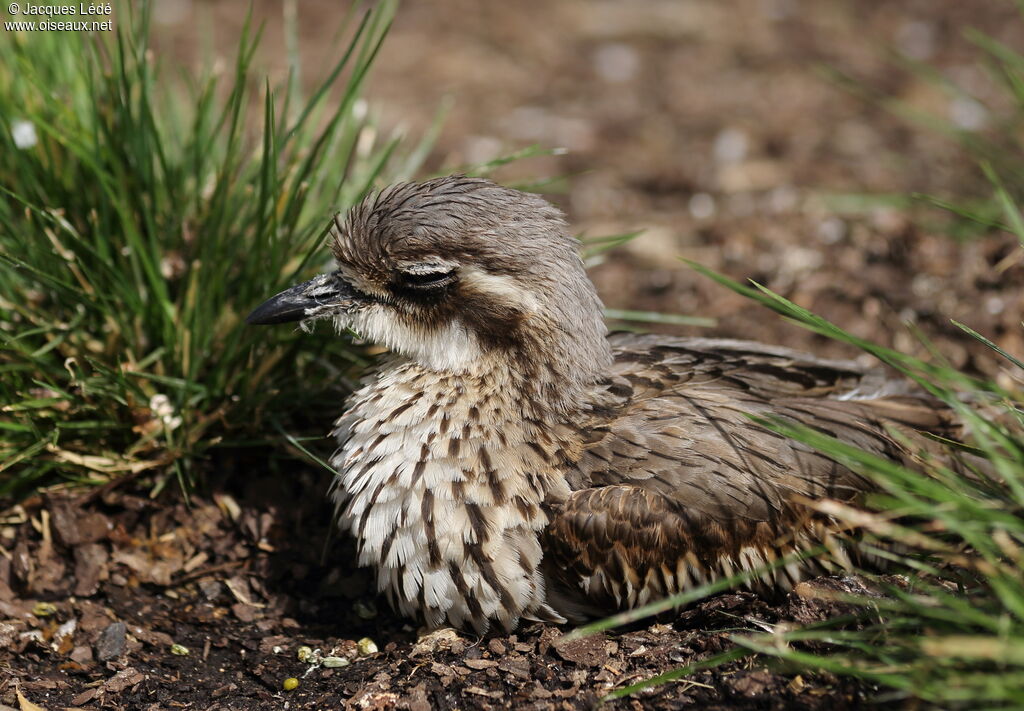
[1,480,886,710]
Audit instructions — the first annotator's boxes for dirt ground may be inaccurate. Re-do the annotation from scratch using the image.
[2,486,880,710]
[3,0,1024,709]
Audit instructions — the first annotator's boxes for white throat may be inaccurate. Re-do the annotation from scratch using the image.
[339,305,485,373]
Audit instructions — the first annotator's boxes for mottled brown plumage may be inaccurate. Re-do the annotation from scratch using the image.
[543,335,961,620]
[247,176,966,633]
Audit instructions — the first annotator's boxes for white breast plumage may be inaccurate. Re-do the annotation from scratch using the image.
[330,356,569,633]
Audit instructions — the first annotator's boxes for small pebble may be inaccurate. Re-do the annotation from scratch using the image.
[688,192,716,220]
[713,127,749,165]
[817,216,846,245]
[593,43,640,83]
[283,677,299,691]
[95,622,127,662]
[949,95,988,131]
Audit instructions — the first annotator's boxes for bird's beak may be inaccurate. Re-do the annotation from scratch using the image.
[246,271,357,325]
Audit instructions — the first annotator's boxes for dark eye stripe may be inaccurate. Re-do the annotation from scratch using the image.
[397,270,456,290]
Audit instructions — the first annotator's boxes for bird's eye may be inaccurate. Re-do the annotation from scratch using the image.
[395,268,457,291]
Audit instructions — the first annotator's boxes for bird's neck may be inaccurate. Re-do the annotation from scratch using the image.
[335,353,586,493]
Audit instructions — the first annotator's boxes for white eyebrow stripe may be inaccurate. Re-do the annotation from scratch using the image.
[459,266,540,314]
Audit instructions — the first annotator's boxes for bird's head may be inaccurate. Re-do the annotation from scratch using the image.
[248,176,610,398]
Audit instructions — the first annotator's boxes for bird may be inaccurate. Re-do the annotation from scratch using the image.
[247,175,966,634]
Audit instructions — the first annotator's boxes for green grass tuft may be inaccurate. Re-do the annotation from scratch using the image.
[0,0,431,497]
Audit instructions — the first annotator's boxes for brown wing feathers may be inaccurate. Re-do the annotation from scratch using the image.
[545,336,961,618]
[541,486,854,622]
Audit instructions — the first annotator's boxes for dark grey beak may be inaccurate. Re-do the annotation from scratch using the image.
[246,272,356,325]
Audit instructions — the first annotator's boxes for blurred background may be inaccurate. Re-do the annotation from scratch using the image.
[152,0,1023,379]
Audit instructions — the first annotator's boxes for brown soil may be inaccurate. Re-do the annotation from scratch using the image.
[1,485,882,710]
[4,0,1024,709]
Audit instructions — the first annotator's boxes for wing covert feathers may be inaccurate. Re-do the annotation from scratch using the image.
[545,336,966,619]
